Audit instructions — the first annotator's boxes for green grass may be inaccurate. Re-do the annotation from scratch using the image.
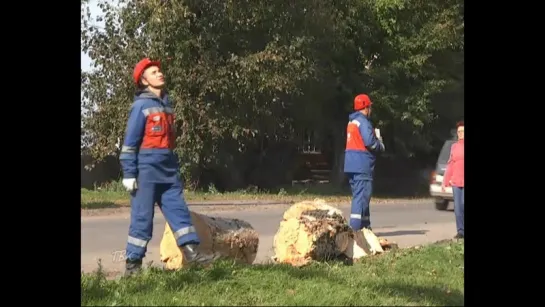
[81,180,430,209]
[81,240,464,306]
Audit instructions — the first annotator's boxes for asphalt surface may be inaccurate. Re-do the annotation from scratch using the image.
[81,200,456,274]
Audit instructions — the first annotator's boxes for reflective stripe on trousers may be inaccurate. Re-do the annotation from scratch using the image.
[350,213,370,221]
[173,226,197,239]
[128,235,148,248]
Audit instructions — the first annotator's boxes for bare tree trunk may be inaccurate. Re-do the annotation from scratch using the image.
[329,123,346,187]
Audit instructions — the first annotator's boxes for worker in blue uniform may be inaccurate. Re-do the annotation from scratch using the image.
[119,58,217,276]
[344,94,385,231]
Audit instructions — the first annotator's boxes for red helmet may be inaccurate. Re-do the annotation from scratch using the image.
[133,58,161,85]
[354,94,372,111]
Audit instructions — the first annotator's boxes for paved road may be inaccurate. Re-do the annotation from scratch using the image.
[81,201,456,274]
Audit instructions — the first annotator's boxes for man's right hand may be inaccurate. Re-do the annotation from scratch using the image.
[122,178,137,192]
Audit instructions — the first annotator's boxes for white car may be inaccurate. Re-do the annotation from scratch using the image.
[429,140,455,210]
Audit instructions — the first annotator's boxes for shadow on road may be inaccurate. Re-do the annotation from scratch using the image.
[375,230,429,236]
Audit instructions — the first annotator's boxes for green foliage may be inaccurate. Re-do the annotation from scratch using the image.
[81,0,464,186]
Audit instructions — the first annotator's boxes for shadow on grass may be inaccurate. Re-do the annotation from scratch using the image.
[81,201,122,209]
[180,272,462,306]
[82,264,235,302]
[250,261,349,284]
[160,265,234,292]
[368,281,464,306]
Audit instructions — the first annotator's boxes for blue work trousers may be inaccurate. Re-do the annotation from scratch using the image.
[453,186,464,236]
[125,179,200,261]
[347,173,373,230]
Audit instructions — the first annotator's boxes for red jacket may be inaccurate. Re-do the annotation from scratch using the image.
[443,139,464,188]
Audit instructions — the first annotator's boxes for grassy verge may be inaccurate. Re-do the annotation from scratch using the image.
[81,181,430,209]
[81,240,464,306]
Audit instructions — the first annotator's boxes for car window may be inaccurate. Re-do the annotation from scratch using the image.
[438,140,455,164]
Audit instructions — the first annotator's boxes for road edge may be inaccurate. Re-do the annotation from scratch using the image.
[81,198,433,219]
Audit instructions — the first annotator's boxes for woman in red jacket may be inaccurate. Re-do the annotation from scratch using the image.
[443,121,464,239]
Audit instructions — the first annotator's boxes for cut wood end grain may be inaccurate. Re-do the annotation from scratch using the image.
[160,211,259,270]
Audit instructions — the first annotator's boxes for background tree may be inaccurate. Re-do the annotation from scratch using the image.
[81,0,464,191]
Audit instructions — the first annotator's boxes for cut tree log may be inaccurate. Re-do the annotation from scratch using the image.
[272,199,393,266]
[160,211,259,270]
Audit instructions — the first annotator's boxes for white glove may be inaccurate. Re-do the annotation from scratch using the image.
[375,129,384,146]
[122,178,137,192]
[374,128,381,139]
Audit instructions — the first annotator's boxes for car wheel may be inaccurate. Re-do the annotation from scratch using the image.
[435,199,449,211]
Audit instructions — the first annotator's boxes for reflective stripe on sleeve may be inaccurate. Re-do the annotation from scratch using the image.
[142,106,173,117]
[121,145,137,153]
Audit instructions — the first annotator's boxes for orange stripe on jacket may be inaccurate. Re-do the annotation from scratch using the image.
[345,120,367,151]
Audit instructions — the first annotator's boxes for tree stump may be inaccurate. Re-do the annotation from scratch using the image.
[272,199,353,266]
[160,211,259,270]
[273,199,393,266]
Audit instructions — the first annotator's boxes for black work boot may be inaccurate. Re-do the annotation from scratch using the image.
[454,233,464,239]
[124,258,143,277]
[181,244,220,265]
